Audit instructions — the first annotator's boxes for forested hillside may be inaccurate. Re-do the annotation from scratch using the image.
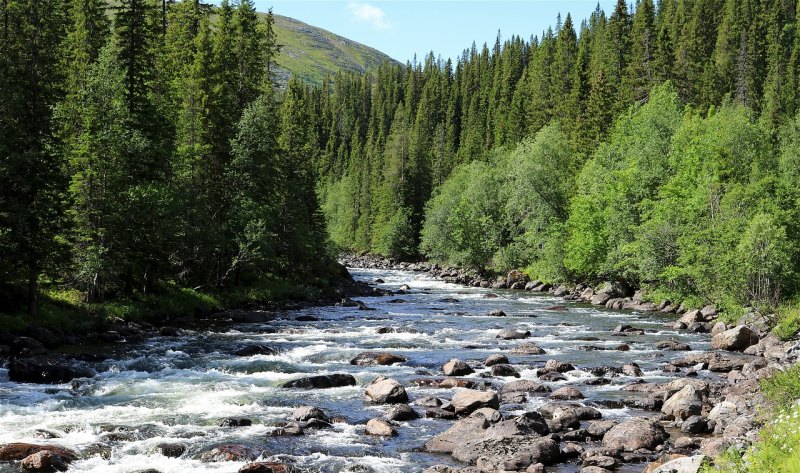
[299,0,800,321]
[0,0,333,319]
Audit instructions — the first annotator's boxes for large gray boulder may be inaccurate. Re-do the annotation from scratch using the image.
[712,326,759,351]
[602,417,669,451]
[450,389,500,415]
[424,416,488,453]
[453,436,560,469]
[364,376,408,404]
[662,385,704,421]
[650,455,708,473]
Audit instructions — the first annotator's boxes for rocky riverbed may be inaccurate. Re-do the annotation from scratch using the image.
[0,260,797,473]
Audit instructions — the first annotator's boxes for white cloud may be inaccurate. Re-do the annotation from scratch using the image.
[347,2,391,30]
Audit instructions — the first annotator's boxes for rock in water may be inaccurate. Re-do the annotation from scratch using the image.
[281,374,356,389]
[8,360,95,384]
[450,389,500,415]
[0,444,77,463]
[452,436,560,469]
[365,418,397,436]
[442,358,473,376]
[200,445,261,463]
[602,417,669,451]
[20,450,70,472]
[365,376,409,404]
[350,352,407,366]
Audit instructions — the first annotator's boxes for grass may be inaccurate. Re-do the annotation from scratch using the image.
[0,274,334,335]
[772,302,800,341]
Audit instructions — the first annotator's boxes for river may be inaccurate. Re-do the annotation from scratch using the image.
[0,267,713,472]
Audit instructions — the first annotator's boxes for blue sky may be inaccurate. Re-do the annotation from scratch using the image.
[259,1,617,63]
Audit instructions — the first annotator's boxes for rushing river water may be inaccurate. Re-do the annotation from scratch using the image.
[0,268,713,473]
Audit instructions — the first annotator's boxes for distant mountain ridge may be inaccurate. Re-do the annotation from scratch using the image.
[272,14,398,86]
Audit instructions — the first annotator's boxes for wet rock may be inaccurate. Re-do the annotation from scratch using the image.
[158,327,183,337]
[425,408,458,420]
[472,408,503,423]
[365,418,397,436]
[282,374,356,389]
[269,423,304,436]
[414,396,443,408]
[674,436,698,449]
[218,417,252,427]
[582,455,619,469]
[622,363,644,377]
[20,450,70,472]
[485,412,550,438]
[295,315,318,322]
[365,376,409,404]
[490,364,520,378]
[544,305,568,311]
[454,436,560,469]
[384,403,419,421]
[350,352,407,366]
[450,389,500,415]
[424,416,489,453]
[549,386,584,400]
[484,354,508,366]
[290,406,329,423]
[591,293,613,306]
[199,445,261,463]
[153,443,186,458]
[510,344,547,355]
[486,309,507,317]
[399,284,411,291]
[580,467,613,473]
[623,395,663,411]
[711,326,759,351]
[496,329,530,340]
[238,463,294,473]
[0,444,78,463]
[442,358,474,376]
[8,359,95,384]
[500,380,552,398]
[32,430,60,440]
[662,385,704,421]
[681,415,709,434]
[587,420,618,438]
[656,340,691,351]
[676,310,703,328]
[602,417,669,451]
[544,407,581,432]
[538,371,567,382]
[233,345,278,356]
[544,360,574,373]
[11,337,48,356]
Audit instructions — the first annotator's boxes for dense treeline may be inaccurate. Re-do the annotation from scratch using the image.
[299,0,800,314]
[0,0,331,316]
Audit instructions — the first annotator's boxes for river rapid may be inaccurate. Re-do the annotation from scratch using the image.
[0,267,714,473]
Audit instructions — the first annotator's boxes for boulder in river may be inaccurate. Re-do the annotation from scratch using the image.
[490,364,520,378]
[0,444,77,463]
[662,385,704,421]
[238,463,294,473]
[486,309,507,317]
[290,406,329,423]
[510,344,546,355]
[20,450,71,472]
[450,389,500,415]
[365,418,397,436]
[549,386,584,400]
[711,326,759,351]
[442,358,473,376]
[200,445,261,463]
[233,345,278,357]
[544,359,575,373]
[8,359,95,384]
[602,417,669,451]
[484,354,509,366]
[365,376,409,404]
[453,435,561,469]
[384,403,419,421]
[424,416,489,453]
[282,374,356,389]
[217,417,252,427]
[496,329,530,340]
[350,352,407,366]
[153,443,186,458]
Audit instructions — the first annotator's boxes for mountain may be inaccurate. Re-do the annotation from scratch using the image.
[272,14,399,86]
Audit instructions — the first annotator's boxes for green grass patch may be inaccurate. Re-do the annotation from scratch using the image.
[760,364,800,409]
[0,274,333,335]
[772,303,800,341]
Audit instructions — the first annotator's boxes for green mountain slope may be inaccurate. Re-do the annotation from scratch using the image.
[272,14,398,86]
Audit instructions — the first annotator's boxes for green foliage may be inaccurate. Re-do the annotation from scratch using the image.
[773,303,800,341]
[761,364,800,409]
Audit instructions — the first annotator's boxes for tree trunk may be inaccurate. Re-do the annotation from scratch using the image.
[27,266,38,319]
